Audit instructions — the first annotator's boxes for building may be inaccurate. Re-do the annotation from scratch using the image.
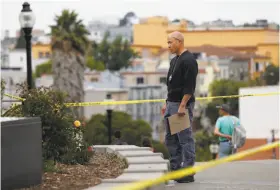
[1,30,51,71]
[1,68,26,111]
[84,87,128,119]
[126,85,167,140]
[1,30,17,67]
[187,44,270,80]
[238,85,279,160]
[157,44,270,81]
[199,19,235,28]
[87,20,133,43]
[132,17,279,68]
[87,21,111,43]
[32,40,51,60]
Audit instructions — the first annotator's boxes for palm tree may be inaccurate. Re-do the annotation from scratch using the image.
[51,10,90,118]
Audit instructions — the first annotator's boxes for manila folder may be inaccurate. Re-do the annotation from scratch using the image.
[168,112,190,135]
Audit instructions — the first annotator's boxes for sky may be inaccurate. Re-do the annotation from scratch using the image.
[0,0,280,38]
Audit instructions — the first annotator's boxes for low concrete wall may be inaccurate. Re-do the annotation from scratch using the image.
[1,117,42,190]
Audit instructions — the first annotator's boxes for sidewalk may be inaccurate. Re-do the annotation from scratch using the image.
[167,160,279,190]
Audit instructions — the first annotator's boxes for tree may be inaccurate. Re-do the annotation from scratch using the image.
[86,56,105,71]
[205,99,223,125]
[34,60,52,78]
[34,55,105,78]
[194,130,218,162]
[263,64,279,85]
[208,79,249,117]
[51,10,90,119]
[92,32,111,67]
[84,111,152,146]
[1,78,6,101]
[92,34,137,71]
[119,12,136,26]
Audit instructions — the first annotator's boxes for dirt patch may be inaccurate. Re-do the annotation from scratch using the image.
[19,152,128,190]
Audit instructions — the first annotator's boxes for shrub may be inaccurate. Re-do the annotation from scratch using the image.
[84,111,152,146]
[152,140,170,159]
[194,130,218,161]
[1,78,5,100]
[2,83,92,164]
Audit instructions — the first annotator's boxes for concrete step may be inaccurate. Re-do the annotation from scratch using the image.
[126,156,169,164]
[118,150,163,158]
[93,145,151,153]
[124,163,169,173]
[102,172,165,183]
[107,147,151,152]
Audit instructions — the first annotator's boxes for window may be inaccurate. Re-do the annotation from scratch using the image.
[255,62,259,72]
[240,71,244,80]
[221,69,225,78]
[136,77,144,84]
[90,77,98,82]
[45,52,50,58]
[39,52,43,58]
[159,77,167,84]
[142,48,149,57]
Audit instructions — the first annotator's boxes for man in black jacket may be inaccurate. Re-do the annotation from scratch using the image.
[161,31,198,183]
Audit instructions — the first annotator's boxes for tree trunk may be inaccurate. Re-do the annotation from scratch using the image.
[52,50,85,119]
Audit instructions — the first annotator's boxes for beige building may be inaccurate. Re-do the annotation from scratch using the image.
[84,88,128,119]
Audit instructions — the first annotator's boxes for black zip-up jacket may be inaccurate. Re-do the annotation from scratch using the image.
[166,50,198,106]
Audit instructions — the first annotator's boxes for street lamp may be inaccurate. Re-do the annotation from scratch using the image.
[270,129,278,159]
[104,93,115,144]
[19,2,35,90]
[209,142,219,160]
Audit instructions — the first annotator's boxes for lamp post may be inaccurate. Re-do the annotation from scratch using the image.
[19,2,35,90]
[104,93,114,144]
[271,129,277,159]
[209,142,219,160]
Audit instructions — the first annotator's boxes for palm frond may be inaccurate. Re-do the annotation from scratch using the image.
[50,9,90,54]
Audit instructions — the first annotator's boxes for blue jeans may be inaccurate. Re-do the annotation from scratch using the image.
[218,141,232,158]
[164,101,195,171]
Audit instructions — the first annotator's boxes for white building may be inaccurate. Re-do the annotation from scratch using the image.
[238,85,279,159]
[1,68,26,111]
[87,20,134,43]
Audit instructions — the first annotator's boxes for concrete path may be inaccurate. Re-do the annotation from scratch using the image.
[167,160,279,190]
[85,145,279,190]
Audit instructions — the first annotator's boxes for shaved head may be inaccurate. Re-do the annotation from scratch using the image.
[167,31,185,55]
[168,31,184,43]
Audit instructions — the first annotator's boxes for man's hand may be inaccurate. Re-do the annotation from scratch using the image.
[177,105,186,117]
[225,135,232,140]
[161,103,166,116]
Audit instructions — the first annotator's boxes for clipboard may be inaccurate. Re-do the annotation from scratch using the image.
[168,112,190,135]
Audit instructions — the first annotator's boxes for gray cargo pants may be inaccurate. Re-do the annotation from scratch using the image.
[164,101,195,171]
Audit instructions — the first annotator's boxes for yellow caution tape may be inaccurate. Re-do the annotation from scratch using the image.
[64,92,280,107]
[115,141,280,190]
[3,93,25,101]
[4,92,280,107]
